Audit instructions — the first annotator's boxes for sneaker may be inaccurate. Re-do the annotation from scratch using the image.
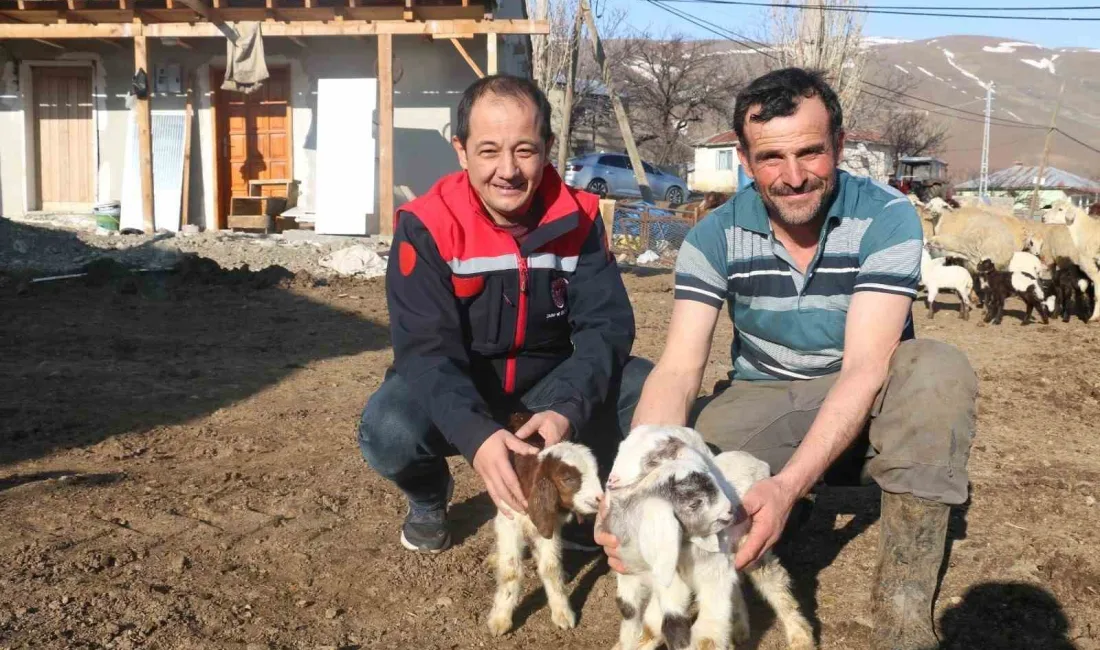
[399,476,454,554]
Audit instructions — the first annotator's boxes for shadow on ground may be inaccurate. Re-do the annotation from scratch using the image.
[0,218,391,468]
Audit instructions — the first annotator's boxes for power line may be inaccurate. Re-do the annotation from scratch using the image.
[657,0,1100,21]
[642,1,1100,158]
[1055,128,1100,155]
[645,0,1049,128]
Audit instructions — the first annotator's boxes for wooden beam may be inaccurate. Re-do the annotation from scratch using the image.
[0,18,549,39]
[449,37,483,78]
[378,32,394,237]
[0,22,136,38]
[146,18,549,37]
[134,29,155,233]
[403,0,413,20]
[486,31,496,74]
[180,75,194,229]
[174,0,238,41]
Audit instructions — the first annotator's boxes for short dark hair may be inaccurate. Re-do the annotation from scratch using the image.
[455,74,554,145]
[732,68,843,153]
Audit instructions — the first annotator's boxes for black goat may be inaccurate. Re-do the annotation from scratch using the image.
[1052,264,1095,323]
[976,259,1050,325]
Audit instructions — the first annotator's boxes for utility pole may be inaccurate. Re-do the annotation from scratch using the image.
[557,9,583,174]
[1029,81,1065,219]
[979,82,993,200]
[580,0,654,203]
[815,2,826,69]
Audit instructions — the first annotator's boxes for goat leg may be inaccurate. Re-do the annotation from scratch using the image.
[532,533,575,630]
[614,574,652,650]
[487,514,525,636]
[746,553,816,650]
[688,554,735,650]
[654,574,693,650]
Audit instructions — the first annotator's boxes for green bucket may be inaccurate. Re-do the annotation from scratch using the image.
[93,201,121,232]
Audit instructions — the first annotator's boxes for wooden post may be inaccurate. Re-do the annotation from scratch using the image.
[579,0,653,203]
[180,74,194,229]
[486,32,497,75]
[378,33,394,237]
[134,30,155,233]
[1028,81,1065,220]
[598,198,615,246]
[556,8,581,174]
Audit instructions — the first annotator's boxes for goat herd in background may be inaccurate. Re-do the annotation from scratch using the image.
[486,414,815,650]
[915,196,1099,326]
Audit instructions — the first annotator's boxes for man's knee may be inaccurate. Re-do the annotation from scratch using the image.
[357,378,434,478]
[870,340,978,505]
[887,339,978,414]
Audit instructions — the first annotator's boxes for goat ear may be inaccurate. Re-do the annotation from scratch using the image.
[528,472,560,539]
[638,498,681,587]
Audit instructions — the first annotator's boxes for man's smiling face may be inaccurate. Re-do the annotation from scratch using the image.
[453,93,553,224]
[738,94,843,227]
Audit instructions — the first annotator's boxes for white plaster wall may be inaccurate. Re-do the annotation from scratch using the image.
[0,19,532,233]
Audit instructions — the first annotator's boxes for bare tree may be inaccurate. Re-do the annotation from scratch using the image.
[881,110,949,159]
[768,0,867,128]
[614,33,742,165]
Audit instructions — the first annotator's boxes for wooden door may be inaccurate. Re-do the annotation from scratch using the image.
[215,67,292,228]
[33,66,95,211]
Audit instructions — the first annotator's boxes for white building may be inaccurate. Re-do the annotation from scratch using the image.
[0,1,539,236]
[689,128,896,193]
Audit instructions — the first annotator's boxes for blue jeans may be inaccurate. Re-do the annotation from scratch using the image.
[358,356,654,510]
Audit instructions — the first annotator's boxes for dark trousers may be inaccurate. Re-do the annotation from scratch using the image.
[358,357,654,509]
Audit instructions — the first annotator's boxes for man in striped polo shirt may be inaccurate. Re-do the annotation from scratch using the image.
[599,69,977,649]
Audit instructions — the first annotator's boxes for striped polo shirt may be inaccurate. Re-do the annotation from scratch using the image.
[674,170,923,381]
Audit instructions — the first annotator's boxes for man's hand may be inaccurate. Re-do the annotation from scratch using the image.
[733,476,800,570]
[514,410,572,447]
[594,495,630,574]
[472,429,539,518]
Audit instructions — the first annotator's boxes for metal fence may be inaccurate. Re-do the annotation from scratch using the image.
[610,201,701,266]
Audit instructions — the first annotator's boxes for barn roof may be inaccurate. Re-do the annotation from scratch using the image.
[955,163,1100,192]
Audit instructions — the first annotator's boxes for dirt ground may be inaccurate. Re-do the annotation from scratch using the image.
[2,249,1099,649]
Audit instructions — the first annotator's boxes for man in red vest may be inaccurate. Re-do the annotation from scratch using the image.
[358,75,651,553]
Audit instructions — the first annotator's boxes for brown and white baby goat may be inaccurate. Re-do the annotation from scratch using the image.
[486,415,603,636]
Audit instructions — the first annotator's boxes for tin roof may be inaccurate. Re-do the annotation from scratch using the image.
[696,130,740,147]
[955,163,1100,192]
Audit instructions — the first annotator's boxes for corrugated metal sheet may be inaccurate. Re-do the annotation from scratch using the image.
[956,164,1100,192]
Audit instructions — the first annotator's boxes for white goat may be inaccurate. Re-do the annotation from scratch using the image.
[605,427,814,650]
[486,441,603,636]
[921,248,974,320]
[605,450,740,650]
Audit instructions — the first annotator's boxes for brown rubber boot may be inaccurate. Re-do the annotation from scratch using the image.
[871,491,950,650]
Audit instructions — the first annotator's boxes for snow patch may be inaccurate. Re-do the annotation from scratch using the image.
[943,49,988,90]
[1021,57,1058,74]
[917,66,935,78]
[862,36,912,47]
[1002,109,1023,122]
[894,64,909,74]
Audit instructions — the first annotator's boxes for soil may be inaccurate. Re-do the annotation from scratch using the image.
[2,243,1099,649]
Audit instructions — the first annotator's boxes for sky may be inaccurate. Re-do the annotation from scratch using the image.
[603,0,1100,49]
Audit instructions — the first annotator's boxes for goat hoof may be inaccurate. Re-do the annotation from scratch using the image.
[551,606,577,630]
[487,612,513,637]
